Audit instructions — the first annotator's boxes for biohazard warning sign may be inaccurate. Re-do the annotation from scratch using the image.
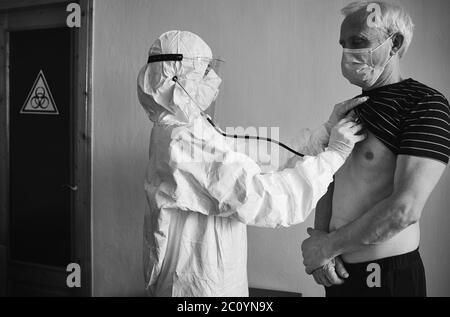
[20,70,59,115]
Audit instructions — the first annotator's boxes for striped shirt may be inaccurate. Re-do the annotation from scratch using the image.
[355,78,450,164]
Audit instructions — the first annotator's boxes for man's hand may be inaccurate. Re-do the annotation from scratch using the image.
[312,257,349,287]
[301,228,335,274]
[325,97,369,133]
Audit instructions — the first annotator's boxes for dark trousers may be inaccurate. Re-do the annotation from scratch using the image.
[325,248,426,297]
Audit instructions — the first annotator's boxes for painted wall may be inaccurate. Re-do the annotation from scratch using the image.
[91,0,450,296]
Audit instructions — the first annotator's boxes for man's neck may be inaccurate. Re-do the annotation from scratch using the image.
[364,60,403,91]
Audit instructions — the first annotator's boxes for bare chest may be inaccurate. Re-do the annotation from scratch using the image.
[343,131,397,181]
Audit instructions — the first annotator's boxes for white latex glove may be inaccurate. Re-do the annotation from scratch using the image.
[328,117,366,159]
[325,97,369,133]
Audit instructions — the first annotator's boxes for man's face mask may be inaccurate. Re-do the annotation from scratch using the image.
[341,33,396,90]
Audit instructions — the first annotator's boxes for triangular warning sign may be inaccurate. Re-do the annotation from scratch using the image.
[20,70,59,115]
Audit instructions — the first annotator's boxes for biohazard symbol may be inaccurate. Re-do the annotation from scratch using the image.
[20,70,59,115]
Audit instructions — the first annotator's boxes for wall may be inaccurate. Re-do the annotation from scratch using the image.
[91,0,450,296]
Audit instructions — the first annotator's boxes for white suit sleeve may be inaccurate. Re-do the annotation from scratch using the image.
[292,124,330,156]
[169,124,344,228]
[281,124,330,170]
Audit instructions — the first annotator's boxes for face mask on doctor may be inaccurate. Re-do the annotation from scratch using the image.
[341,33,396,89]
[138,55,222,125]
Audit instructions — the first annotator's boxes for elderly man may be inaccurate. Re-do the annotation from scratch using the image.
[301,1,450,297]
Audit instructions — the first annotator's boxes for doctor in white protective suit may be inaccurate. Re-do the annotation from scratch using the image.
[138,30,367,297]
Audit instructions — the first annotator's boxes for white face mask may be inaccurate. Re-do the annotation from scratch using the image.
[341,34,396,89]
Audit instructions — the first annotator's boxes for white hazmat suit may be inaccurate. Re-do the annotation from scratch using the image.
[138,31,350,297]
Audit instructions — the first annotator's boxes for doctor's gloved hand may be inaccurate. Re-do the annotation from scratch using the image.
[325,96,369,133]
[327,117,366,160]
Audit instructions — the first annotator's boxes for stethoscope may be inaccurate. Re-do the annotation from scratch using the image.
[171,76,305,158]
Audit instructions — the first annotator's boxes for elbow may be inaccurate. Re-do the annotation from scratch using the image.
[391,202,421,230]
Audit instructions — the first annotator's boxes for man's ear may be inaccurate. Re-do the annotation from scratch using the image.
[391,33,404,55]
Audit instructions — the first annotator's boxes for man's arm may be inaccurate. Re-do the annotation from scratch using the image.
[328,155,446,255]
[303,155,447,272]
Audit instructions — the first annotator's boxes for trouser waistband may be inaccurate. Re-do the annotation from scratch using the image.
[343,248,421,272]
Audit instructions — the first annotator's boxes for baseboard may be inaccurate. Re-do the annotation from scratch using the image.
[249,287,302,297]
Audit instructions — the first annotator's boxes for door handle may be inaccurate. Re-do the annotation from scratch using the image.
[62,184,78,191]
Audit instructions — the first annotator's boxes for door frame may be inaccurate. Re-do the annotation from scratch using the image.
[0,0,93,296]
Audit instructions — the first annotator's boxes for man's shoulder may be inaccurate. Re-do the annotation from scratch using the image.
[407,79,449,104]
[397,79,450,165]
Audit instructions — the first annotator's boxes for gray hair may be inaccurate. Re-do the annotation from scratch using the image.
[342,1,414,58]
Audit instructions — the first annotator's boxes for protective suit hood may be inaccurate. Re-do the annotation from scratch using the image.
[137,30,222,125]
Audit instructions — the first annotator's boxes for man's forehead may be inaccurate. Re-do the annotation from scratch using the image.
[340,12,383,39]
